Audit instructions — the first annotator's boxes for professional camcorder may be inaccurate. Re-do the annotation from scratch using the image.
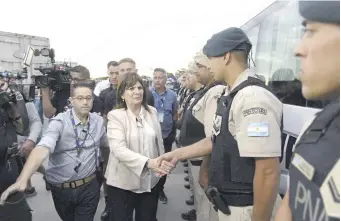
[33,48,72,91]
[0,46,33,108]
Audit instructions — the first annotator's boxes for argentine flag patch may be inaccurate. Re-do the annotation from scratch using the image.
[247,122,269,137]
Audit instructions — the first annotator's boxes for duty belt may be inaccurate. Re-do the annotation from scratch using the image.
[53,173,96,189]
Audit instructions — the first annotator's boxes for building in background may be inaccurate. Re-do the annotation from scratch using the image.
[0,31,50,85]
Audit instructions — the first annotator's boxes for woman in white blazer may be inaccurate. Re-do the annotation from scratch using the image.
[105,73,171,221]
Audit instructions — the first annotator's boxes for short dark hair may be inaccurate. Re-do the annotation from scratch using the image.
[118,58,136,66]
[107,61,119,69]
[72,80,95,96]
[116,72,150,112]
[232,51,248,67]
[70,65,91,79]
[153,68,167,75]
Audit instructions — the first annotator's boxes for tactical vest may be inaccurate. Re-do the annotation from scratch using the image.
[289,99,340,221]
[209,77,276,206]
[180,83,221,147]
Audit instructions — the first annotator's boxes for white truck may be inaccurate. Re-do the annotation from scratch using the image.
[0,31,51,85]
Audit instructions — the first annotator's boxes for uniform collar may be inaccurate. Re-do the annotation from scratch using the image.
[227,69,256,93]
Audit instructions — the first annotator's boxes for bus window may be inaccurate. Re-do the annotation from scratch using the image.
[251,0,328,109]
[268,68,306,106]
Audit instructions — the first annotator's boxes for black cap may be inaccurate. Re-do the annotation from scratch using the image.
[299,1,340,25]
[203,27,252,57]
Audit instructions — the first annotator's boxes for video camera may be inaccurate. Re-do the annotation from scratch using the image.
[33,48,72,91]
[0,46,34,108]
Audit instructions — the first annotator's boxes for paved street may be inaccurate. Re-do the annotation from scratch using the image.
[27,160,192,221]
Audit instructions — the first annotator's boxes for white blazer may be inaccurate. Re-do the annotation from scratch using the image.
[105,105,164,191]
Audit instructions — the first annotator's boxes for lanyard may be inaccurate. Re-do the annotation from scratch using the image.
[69,110,90,156]
[154,91,166,110]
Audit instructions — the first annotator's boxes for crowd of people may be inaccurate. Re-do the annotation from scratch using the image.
[0,1,339,221]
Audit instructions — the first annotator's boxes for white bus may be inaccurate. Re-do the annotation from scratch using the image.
[240,0,328,195]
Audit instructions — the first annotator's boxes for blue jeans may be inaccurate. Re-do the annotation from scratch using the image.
[50,178,100,221]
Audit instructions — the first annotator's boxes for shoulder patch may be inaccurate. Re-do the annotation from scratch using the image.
[320,160,340,218]
[242,107,267,117]
[247,122,269,137]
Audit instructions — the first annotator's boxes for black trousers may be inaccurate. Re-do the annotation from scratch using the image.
[159,130,176,192]
[0,192,32,221]
[50,178,100,221]
[107,181,162,221]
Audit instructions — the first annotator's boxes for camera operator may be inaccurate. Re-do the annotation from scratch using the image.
[0,77,32,221]
[41,65,104,118]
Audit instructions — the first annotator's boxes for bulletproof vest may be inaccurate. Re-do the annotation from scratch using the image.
[179,89,192,107]
[180,83,221,147]
[289,99,340,221]
[209,77,275,207]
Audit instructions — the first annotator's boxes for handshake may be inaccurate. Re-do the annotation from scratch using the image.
[147,153,179,177]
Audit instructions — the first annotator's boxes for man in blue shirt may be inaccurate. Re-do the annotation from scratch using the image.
[1,81,109,221]
[152,68,178,204]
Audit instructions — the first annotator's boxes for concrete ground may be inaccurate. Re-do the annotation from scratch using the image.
[27,159,193,221]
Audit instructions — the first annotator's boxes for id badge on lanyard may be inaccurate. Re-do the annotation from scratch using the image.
[70,111,90,156]
[158,112,164,123]
[158,96,165,123]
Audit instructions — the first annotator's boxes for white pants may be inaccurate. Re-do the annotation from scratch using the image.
[190,163,219,221]
[217,195,282,221]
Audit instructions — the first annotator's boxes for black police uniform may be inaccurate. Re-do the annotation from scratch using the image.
[287,1,340,220]
[99,86,117,115]
[178,88,191,108]
[180,82,221,149]
[209,77,275,213]
[176,89,199,131]
[0,108,32,221]
[289,99,340,221]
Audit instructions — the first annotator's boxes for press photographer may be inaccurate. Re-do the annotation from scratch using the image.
[39,65,104,118]
[0,77,32,221]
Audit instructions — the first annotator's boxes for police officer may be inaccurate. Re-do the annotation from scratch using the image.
[274,1,340,221]
[162,27,283,221]
[0,77,31,221]
[179,52,224,221]
[178,63,203,212]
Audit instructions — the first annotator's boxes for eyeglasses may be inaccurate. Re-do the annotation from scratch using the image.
[73,96,93,102]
